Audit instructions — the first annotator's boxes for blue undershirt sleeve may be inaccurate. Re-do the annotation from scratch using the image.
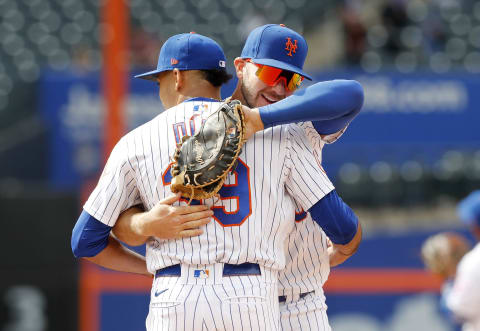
[308,190,358,245]
[71,210,112,258]
[259,80,364,134]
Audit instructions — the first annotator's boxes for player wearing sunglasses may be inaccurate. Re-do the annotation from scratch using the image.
[231,24,360,138]
[248,59,305,92]
[228,24,363,331]
[106,24,364,331]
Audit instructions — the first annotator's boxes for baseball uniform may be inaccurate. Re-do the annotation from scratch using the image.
[278,122,347,331]
[83,98,335,331]
[446,243,480,331]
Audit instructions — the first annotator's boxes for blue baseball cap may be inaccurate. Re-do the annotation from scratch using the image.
[457,190,480,226]
[240,24,312,80]
[135,32,227,81]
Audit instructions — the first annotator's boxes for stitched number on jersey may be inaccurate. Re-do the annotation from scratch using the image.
[161,159,252,226]
[212,159,252,226]
[172,115,205,144]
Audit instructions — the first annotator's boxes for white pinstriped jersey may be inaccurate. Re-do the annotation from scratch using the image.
[83,99,334,274]
[447,243,480,330]
[278,121,345,298]
[278,207,331,301]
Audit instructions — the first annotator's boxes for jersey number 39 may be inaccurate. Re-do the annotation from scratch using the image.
[161,159,252,227]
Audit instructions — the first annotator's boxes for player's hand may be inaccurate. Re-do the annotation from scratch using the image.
[242,105,264,140]
[327,223,362,267]
[135,193,213,239]
[328,243,351,267]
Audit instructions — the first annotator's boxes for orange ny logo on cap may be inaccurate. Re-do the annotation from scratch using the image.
[285,37,298,57]
[171,58,179,65]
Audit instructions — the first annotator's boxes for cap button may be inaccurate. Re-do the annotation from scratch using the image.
[279,24,285,27]
[190,31,196,34]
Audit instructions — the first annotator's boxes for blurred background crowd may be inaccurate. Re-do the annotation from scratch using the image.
[1,0,479,330]
[2,0,480,211]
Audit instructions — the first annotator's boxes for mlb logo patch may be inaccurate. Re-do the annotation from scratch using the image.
[193,104,209,112]
[219,60,226,67]
[193,269,210,279]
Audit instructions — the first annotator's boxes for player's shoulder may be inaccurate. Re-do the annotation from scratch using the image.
[296,121,319,138]
[250,122,289,143]
[290,121,346,147]
[122,116,156,140]
[254,123,310,147]
[113,112,164,153]
[284,122,311,141]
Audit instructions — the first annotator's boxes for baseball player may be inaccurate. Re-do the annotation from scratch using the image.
[111,25,363,330]
[421,231,471,327]
[421,191,480,331]
[449,191,480,330]
[72,30,362,330]
[227,24,362,331]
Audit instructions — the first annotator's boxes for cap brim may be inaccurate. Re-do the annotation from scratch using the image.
[249,58,312,80]
[134,69,165,81]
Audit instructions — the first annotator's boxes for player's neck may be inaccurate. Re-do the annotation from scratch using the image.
[231,83,246,105]
[176,83,221,105]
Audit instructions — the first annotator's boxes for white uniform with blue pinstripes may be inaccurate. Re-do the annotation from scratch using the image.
[278,121,347,331]
[83,100,334,330]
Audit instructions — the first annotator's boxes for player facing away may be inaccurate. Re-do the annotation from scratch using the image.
[110,25,364,330]
[71,31,363,330]
[73,32,335,331]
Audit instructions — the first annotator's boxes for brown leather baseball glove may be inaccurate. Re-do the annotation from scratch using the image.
[170,100,245,202]
[421,232,471,279]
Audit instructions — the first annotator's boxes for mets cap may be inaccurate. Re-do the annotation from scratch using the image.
[457,190,480,226]
[240,24,312,80]
[135,32,227,81]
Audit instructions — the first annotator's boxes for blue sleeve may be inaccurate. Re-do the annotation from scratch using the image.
[71,210,112,258]
[308,190,358,245]
[259,80,364,134]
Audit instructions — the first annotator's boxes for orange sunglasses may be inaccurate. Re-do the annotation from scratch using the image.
[247,59,305,91]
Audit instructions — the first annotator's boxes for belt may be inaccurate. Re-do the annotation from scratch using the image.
[278,291,314,303]
[155,262,261,278]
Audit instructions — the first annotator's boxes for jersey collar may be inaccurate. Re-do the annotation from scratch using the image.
[182,97,220,103]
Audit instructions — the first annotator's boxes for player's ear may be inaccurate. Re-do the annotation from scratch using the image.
[233,58,246,79]
[173,69,183,91]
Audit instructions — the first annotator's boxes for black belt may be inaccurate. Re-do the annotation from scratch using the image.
[155,262,261,278]
[278,291,314,303]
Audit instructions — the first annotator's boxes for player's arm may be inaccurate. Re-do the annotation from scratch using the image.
[70,136,151,275]
[112,193,213,246]
[298,121,360,266]
[71,210,150,276]
[327,227,362,267]
[308,191,362,266]
[285,124,362,265]
[242,80,364,139]
[86,235,150,276]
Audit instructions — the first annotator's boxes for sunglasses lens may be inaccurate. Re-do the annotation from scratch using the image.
[255,65,283,86]
[287,73,304,91]
[254,63,304,91]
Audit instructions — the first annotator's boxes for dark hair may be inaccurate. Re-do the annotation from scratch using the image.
[199,69,233,87]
